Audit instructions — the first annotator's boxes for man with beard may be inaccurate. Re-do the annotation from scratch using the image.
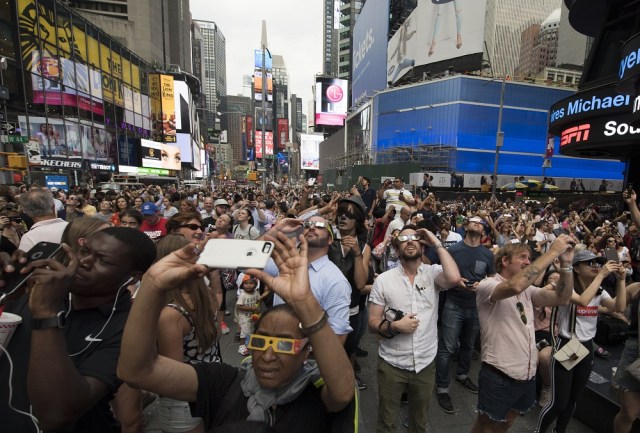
[269,216,352,343]
[369,225,461,433]
[434,216,496,414]
[328,196,371,389]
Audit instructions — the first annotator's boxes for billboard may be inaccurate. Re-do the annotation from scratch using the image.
[254,49,273,70]
[254,71,273,94]
[140,139,182,171]
[255,132,274,158]
[277,118,289,149]
[176,133,193,164]
[18,0,142,107]
[351,0,389,107]
[174,80,192,133]
[255,105,273,131]
[246,115,254,148]
[387,0,488,84]
[18,116,115,163]
[315,78,348,126]
[300,134,322,170]
[149,74,177,143]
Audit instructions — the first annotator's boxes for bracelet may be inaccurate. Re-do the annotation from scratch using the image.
[559,267,573,273]
[299,310,328,336]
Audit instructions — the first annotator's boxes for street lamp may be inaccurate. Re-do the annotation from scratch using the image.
[482,75,506,198]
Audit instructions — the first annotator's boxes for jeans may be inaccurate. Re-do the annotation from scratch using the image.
[435,300,480,390]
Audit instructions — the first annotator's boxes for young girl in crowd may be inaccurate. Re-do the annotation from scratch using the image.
[235,274,267,356]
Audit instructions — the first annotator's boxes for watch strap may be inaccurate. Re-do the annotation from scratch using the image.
[31,311,66,330]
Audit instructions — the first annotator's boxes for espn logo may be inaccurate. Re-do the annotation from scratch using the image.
[560,124,590,146]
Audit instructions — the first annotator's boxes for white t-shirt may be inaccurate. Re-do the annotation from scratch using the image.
[557,290,611,341]
[437,231,462,249]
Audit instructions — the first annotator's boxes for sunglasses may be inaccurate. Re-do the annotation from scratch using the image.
[303,220,328,229]
[516,302,527,325]
[581,260,602,267]
[179,223,202,231]
[396,234,421,243]
[338,211,357,219]
[247,334,309,355]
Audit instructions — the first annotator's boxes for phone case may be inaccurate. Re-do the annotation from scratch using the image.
[1,242,62,298]
[604,247,619,263]
[196,239,274,270]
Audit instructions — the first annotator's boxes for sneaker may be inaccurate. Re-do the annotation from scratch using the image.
[238,344,249,356]
[538,385,551,408]
[355,374,367,390]
[221,322,230,335]
[437,393,454,414]
[456,376,479,394]
[355,347,368,357]
[354,360,361,374]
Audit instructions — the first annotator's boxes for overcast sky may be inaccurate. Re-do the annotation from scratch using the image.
[190,0,324,110]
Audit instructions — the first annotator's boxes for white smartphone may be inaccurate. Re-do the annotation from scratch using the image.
[196,239,275,270]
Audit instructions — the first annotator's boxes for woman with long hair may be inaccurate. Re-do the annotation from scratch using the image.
[232,208,259,240]
[537,251,626,433]
[147,234,220,433]
[162,197,179,219]
[133,196,144,213]
[111,195,131,226]
[179,199,197,214]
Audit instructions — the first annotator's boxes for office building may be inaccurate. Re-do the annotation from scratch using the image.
[194,19,227,131]
[323,0,339,76]
[556,1,590,68]
[515,9,559,78]
[220,95,251,165]
[337,0,365,79]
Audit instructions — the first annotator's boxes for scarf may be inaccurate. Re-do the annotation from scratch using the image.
[240,358,321,424]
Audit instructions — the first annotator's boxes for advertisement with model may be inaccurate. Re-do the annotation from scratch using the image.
[351,0,389,107]
[300,134,323,170]
[387,0,488,84]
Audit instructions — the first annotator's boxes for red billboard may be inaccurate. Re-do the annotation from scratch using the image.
[246,115,253,147]
[277,118,289,149]
[255,131,273,158]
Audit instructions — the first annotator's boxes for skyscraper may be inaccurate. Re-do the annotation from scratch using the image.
[272,55,289,120]
[515,9,560,77]
[337,0,365,79]
[220,95,251,165]
[194,20,227,130]
[323,0,339,76]
[483,0,561,76]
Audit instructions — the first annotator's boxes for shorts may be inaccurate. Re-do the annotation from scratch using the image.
[476,363,536,423]
[614,338,640,392]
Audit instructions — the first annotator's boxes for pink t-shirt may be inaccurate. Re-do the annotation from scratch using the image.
[476,274,543,381]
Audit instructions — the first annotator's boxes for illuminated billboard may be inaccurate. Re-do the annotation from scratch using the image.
[254,71,273,94]
[255,132,274,158]
[386,0,488,84]
[315,77,348,126]
[277,118,289,149]
[254,49,273,69]
[300,134,322,170]
[140,139,182,171]
[149,74,177,143]
[18,0,142,107]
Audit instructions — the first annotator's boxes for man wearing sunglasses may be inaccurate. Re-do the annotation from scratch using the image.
[383,177,416,215]
[435,215,496,414]
[267,216,352,344]
[471,235,575,433]
[369,225,461,433]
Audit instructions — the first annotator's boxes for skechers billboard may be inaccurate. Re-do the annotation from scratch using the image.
[351,0,389,108]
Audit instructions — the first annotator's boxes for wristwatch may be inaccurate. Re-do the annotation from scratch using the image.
[31,311,67,330]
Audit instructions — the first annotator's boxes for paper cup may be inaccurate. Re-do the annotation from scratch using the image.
[0,312,22,357]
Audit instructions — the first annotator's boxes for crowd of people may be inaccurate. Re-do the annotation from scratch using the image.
[0,174,639,433]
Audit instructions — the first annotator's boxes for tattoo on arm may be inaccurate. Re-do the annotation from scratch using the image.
[524,266,541,281]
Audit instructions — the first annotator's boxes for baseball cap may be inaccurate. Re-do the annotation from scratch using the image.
[572,250,606,266]
[214,199,230,207]
[141,202,158,215]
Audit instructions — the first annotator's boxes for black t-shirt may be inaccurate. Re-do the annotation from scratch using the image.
[191,362,346,433]
[0,293,131,433]
[446,241,496,309]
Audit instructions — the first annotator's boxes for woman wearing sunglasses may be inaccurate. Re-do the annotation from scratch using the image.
[537,250,627,433]
[119,232,356,432]
[166,212,204,242]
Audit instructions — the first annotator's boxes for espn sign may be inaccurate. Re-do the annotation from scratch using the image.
[560,124,590,146]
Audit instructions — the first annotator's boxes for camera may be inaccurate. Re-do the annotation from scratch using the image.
[385,307,406,322]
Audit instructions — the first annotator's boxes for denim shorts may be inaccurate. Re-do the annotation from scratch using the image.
[476,363,536,423]
[145,396,202,432]
[614,338,640,393]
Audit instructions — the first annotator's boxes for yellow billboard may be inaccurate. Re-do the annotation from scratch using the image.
[18,0,142,108]
[149,74,176,143]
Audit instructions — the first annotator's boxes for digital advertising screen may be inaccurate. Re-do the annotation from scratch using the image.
[300,134,322,170]
[315,77,348,126]
[140,138,182,171]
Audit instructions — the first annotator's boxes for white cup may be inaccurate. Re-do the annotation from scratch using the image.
[0,312,23,358]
